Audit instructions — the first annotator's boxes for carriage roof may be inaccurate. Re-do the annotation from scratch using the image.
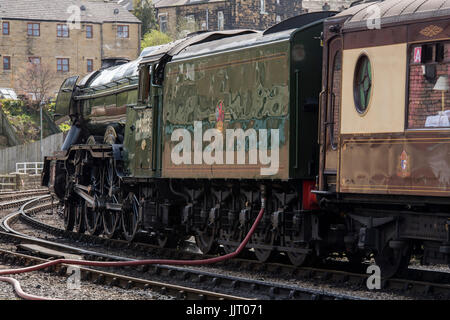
[336,0,450,30]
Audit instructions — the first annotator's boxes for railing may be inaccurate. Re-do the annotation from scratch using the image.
[15,162,43,175]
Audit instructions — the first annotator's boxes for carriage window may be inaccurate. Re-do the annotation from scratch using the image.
[408,41,450,129]
[353,55,372,114]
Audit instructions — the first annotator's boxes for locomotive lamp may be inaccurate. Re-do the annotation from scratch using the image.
[433,75,449,112]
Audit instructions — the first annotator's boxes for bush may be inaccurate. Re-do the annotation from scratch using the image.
[58,121,71,133]
[141,30,173,49]
[0,99,51,143]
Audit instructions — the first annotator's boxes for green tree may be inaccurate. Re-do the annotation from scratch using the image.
[134,0,158,36]
[141,30,173,49]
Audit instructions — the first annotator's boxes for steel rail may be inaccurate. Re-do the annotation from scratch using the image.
[16,198,450,299]
[0,249,246,301]
[0,196,361,300]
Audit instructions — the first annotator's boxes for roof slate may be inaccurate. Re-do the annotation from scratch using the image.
[154,0,225,8]
[0,0,141,23]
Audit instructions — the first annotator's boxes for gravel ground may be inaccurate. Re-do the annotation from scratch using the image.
[0,204,175,300]
[0,265,173,300]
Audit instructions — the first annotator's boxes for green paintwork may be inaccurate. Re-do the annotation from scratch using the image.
[121,21,325,180]
[55,76,78,117]
[289,22,324,179]
[162,41,291,179]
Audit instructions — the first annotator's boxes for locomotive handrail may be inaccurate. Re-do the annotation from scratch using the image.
[318,89,326,145]
[74,83,138,101]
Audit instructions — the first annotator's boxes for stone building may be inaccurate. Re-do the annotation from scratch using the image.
[301,0,353,12]
[0,0,141,98]
[153,0,304,38]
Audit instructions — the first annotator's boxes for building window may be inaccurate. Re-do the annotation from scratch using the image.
[260,0,267,14]
[353,55,372,114]
[159,14,168,33]
[57,24,69,38]
[276,15,282,23]
[117,25,129,38]
[3,56,11,70]
[218,11,224,30]
[2,21,9,35]
[87,59,94,72]
[27,23,40,36]
[408,42,450,129]
[86,25,93,39]
[57,58,69,72]
[28,57,41,65]
[185,15,196,30]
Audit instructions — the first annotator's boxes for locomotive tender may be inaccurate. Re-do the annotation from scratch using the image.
[42,0,450,277]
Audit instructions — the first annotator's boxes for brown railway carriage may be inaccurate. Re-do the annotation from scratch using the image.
[318,0,450,276]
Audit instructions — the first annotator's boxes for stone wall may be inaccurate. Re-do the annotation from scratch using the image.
[156,0,304,37]
[232,0,303,30]
[0,173,42,191]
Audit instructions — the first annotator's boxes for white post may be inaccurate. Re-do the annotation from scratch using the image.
[40,100,44,161]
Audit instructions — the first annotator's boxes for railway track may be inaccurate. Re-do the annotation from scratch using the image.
[0,189,50,211]
[3,193,450,299]
[0,195,360,300]
[11,197,450,299]
[0,249,247,300]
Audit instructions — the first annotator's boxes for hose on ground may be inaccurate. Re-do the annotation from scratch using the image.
[0,203,266,300]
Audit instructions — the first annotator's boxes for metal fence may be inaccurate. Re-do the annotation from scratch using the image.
[16,162,44,175]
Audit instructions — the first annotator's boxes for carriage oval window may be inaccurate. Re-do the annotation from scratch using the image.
[353,55,372,114]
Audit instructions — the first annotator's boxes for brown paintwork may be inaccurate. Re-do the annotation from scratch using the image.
[343,26,408,50]
[341,20,450,50]
[339,132,450,196]
[408,20,450,43]
[320,0,450,199]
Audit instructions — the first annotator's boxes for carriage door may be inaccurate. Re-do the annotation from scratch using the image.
[323,38,342,190]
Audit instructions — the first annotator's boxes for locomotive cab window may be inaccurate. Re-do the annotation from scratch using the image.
[353,54,372,114]
[408,41,450,129]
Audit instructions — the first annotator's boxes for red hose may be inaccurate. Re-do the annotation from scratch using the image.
[0,276,59,300]
[0,205,265,300]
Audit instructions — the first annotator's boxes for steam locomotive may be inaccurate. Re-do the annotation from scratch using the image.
[43,0,450,278]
